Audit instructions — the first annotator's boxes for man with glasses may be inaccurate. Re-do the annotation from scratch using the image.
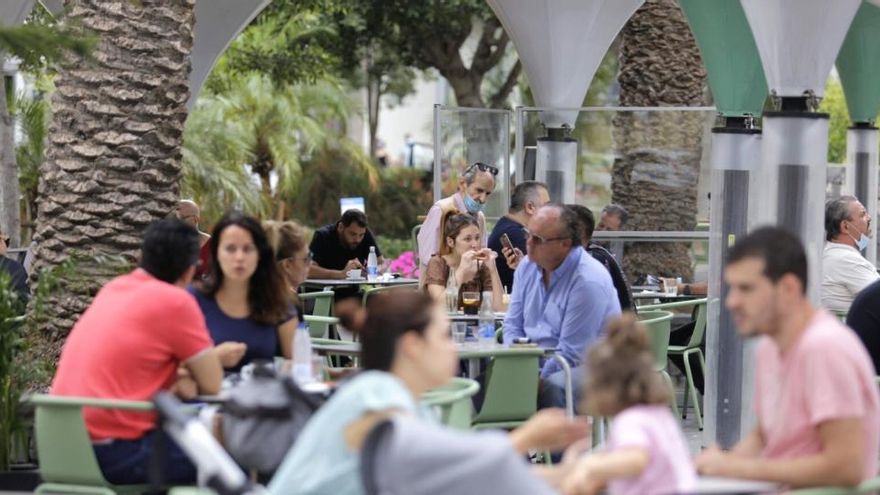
[503,205,621,409]
[417,162,497,281]
[488,181,549,292]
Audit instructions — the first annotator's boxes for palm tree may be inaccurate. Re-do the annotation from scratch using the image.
[611,0,707,281]
[182,73,377,222]
[27,0,195,352]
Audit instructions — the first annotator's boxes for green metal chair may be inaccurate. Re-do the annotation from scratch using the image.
[299,290,335,338]
[787,476,880,494]
[31,394,156,495]
[833,309,849,323]
[420,377,480,430]
[641,298,708,429]
[636,310,679,418]
[470,347,545,430]
[361,284,418,306]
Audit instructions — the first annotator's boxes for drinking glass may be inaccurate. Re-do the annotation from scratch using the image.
[445,288,459,313]
[461,291,480,315]
[451,322,467,344]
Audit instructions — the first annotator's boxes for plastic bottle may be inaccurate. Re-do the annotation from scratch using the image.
[477,291,495,347]
[367,246,378,281]
[292,322,314,385]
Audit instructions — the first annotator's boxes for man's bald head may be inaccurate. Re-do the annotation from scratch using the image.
[176,200,200,228]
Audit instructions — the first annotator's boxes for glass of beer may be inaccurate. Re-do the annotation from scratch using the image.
[461,291,480,315]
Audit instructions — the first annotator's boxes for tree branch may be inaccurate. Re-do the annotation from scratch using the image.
[471,17,506,75]
[489,59,521,108]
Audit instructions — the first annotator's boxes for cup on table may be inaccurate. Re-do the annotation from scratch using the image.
[311,354,327,382]
[451,322,467,344]
[461,291,480,315]
[445,288,459,313]
[661,278,678,296]
[347,269,362,279]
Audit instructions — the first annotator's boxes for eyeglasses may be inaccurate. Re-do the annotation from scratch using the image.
[464,162,499,177]
[282,251,313,264]
[523,228,568,245]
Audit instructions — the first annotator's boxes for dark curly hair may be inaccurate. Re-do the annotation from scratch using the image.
[201,211,289,325]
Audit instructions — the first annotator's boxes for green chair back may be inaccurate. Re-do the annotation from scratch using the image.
[787,475,880,494]
[302,315,340,339]
[299,290,335,338]
[31,394,154,494]
[637,310,674,371]
[362,284,418,306]
[420,377,480,430]
[472,348,544,427]
[640,298,708,349]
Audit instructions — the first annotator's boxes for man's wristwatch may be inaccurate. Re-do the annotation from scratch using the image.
[683,284,692,296]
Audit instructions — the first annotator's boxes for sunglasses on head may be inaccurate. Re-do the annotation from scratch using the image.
[465,162,499,177]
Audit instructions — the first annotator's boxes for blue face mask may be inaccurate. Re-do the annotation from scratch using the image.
[462,194,484,214]
[847,223,871,252]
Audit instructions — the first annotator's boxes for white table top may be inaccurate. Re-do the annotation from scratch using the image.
[448,312,506,322]
[303,277,419,287]
[693,476,779,493]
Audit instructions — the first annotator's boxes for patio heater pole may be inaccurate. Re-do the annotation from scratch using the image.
[679,0,767,449]
[486,0,644,200]
[740,0,861,305]
[837,2,880,265]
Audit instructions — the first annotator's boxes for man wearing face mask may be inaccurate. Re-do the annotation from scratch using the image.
[417,162,497,282]
[820,196,879,313]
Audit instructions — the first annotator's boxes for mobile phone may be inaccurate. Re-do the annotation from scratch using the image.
[500,233,514,251]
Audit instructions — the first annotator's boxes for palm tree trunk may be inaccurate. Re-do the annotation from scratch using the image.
[611,0,707,281]
[25,0,195,381]
[0,62,21,247]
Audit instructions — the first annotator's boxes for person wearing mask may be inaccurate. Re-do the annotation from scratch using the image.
[190,212,296,371]
[417,162,497,281]
[821,196,878,313]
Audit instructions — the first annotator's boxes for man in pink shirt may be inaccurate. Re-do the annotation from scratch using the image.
[696,226,880,489]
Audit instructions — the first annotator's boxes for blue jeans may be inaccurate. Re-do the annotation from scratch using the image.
[93,430,196,485]
[538,365,585,412]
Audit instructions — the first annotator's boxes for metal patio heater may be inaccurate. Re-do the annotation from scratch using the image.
[486,0,644,202]
[679,0,767,448]
[740,0,861,303]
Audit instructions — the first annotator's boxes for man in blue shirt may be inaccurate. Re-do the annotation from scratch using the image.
[503,205,621,409]
[487,181,549,291]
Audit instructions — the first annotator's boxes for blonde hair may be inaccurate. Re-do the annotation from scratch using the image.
[582,312,670,416]
[263,220,307,262]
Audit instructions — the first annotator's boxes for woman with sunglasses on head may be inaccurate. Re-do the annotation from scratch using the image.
[425,212,505,312]
[189,212,297,372]
[417,161,497,284]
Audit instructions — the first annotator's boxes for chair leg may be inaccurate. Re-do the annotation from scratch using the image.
[683,348,704,430]
[680,355,690,420]
[660,370,679,418]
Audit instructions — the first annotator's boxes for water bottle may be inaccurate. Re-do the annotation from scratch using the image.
[367,246,378,281]
[477,291,495,347]
[292,322,314,385]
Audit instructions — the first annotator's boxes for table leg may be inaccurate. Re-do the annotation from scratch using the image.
[468,358,479,378]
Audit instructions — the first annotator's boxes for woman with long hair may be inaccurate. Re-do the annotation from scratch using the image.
[190,212,296,371]
[424,212,505,311]
[269,290,586,494]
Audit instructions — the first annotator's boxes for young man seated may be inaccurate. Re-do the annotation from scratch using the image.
[696,227,880,489]
[51,219,243,484]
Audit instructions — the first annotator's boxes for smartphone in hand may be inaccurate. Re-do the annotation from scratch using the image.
[500,233,514,252]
